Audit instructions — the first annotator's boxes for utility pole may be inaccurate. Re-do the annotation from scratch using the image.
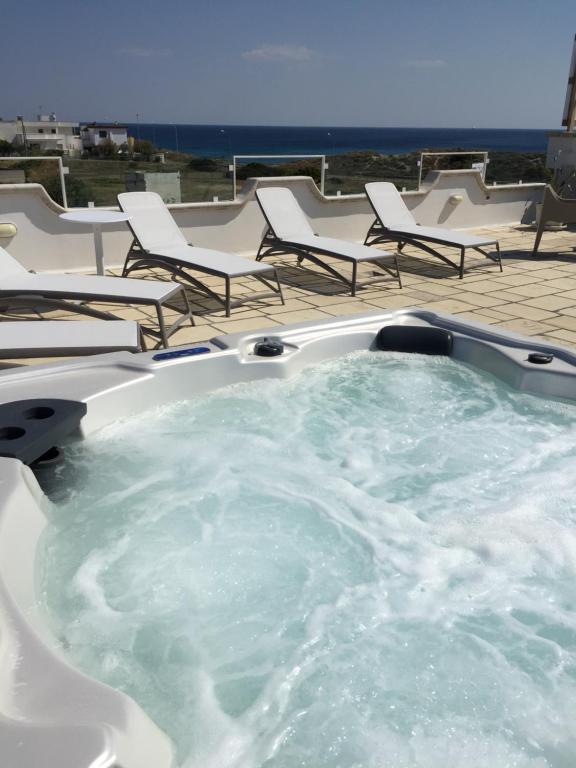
[17,115,28,152]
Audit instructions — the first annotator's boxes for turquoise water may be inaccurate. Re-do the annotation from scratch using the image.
[40,352,576,767]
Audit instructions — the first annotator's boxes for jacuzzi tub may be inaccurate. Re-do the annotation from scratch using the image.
[2,308,576,768]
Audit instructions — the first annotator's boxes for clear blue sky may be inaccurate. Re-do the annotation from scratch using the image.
[1,0,574,128]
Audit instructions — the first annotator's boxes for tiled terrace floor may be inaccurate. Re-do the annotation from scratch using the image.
[3,222,576,365]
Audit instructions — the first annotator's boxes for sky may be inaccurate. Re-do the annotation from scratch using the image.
[1,0,574,129]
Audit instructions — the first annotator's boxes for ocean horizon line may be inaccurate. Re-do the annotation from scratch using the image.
[108,124,552,158]
[96,121,555,131]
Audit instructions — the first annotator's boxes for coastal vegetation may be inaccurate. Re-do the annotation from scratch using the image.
[0,142,551,206]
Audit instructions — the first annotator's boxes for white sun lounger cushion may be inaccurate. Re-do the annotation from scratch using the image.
[0,247,182,302]
[118,191,277,277]
[256,188,397,262]
[256,187,316,240]
[280,234,396,263]
[0,320,141,357]
[365,182,498,247]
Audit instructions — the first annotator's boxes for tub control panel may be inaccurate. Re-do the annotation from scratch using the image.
[152,346,212,362]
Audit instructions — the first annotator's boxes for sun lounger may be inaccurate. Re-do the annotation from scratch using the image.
[0,320,143,358]
[255,187,402,295]
[117,192,284,316]
[364,182,502,278]
[0,246,193,348]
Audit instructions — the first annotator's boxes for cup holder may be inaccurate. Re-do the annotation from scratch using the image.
[23,406,55,421]
[0,398,87,466]
[0,426,26,441]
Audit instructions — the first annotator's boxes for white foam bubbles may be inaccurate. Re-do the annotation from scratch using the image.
[39,352,576,767]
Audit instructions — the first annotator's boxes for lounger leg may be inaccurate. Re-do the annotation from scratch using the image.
[394,255,403,289]
[351,262,358,297]
[495,242,503,272]
[459,247,465,279]
[275,269,286,305]
[138,326,147,351]
[532,224,545,257]
[156,302,169,349]
[256,240,265,262]
[225,276,231,317]
[364,219,380,246]
[181,287,195,327]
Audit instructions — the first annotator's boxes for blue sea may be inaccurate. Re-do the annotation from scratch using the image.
[124,124,549,157]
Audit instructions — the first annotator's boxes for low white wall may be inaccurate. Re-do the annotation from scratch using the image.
[0,171,543,274]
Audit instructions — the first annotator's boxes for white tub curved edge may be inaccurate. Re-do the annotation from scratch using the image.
[1,308,576,768]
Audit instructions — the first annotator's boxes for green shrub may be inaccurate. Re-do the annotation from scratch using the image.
[188,157,218,172]
[95,138,117,158]
[133,140,155,160]
[44,175,92,206]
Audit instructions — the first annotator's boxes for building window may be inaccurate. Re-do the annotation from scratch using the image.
[51,128,56,134]
[38,128,44,134]
[72,127,80,136]
[98,130,107,139]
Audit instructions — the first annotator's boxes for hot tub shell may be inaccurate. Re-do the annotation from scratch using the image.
[1,308,576,768]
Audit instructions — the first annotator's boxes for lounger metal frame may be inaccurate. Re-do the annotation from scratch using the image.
[364,218,502,280]
[0,285,193,349]
[122,237,285,317]
[256,229,401,295]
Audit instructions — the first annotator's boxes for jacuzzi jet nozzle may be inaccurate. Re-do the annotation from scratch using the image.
[527,352,554,365]
[254,338,285,357]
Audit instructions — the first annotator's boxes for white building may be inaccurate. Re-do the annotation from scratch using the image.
[0,115,82,155]
[81,123,128,151]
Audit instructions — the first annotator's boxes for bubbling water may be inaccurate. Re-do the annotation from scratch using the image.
[40,352,576,767]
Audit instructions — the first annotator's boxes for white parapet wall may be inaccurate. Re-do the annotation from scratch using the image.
[0,171,543,274]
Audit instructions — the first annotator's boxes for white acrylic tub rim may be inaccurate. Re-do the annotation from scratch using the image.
[1,308,576,768]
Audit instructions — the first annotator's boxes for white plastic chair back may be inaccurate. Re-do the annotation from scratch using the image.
[0,246,28,279]
[118,192,188,251]
[365,182,416,229]
[256,187,315,239]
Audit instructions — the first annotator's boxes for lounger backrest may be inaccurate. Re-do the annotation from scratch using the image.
[118,192,188,251]
[365,182,416,230]
[0,246,28,278]
[256,187,315,239]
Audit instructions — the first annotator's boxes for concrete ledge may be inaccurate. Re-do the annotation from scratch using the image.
[0,172,544,273]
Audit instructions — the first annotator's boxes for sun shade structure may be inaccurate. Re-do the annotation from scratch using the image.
[117,192,284,316]
[0,247,193,348]
[255,187,402,295]
[0,320,144,358]
[364,182,502,279]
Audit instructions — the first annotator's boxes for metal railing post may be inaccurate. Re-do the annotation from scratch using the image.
[58,157,68,208]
